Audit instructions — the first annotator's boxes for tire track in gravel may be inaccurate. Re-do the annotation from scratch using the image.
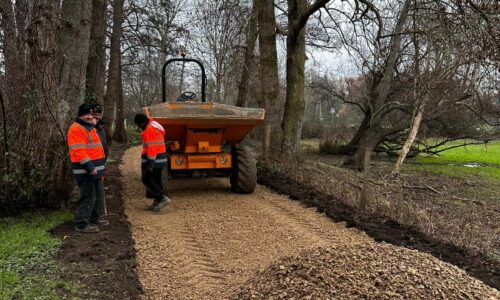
[120,146,375,299]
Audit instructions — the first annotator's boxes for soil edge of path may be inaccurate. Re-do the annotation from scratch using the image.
[53,144,141,299]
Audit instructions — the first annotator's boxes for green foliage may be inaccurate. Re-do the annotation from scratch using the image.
[0,211,80,299]
[126,126,142,144]
[1,154,55,215]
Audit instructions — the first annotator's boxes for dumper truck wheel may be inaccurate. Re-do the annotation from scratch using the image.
[230,145,257,194]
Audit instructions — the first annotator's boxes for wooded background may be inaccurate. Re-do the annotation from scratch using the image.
[0,0,498,214]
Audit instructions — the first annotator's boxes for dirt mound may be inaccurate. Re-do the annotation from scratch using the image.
[231,243,499,300]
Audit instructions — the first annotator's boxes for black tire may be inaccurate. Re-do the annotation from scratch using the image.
[230,145,257,194]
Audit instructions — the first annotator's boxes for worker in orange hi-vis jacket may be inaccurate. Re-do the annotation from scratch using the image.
[134,113,171,212]
[68,104,109,233]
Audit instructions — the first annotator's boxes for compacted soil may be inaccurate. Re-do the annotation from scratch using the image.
[122,146,499,299]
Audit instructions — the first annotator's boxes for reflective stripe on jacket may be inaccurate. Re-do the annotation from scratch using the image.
[68,118,106,181]
[141,119,167,169]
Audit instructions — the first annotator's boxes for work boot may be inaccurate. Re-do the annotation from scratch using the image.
[91,219,110,226]
[145,200,160,211]
[153,196,171,212]
[75,224,99,233]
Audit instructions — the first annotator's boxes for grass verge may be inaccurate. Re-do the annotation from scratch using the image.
[0,211,79,299]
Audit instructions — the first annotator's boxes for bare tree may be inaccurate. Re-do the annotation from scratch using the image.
[188,0,246,103]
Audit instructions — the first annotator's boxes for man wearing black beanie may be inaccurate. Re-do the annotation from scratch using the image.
[67,103,108,233]
[134,113,170,212]
[91,104,108,159]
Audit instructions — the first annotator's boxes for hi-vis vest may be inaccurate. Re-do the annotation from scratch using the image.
[141,119,167,168]
[67,118,106,181]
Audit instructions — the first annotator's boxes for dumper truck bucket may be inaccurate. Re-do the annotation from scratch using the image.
[143,101,265,144]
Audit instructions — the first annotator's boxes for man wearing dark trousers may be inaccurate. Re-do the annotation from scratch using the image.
[134,113,170,212]
[68,104,109,233]
[91,103,109,215]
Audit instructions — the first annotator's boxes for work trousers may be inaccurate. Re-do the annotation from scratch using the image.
[141,167,165,201]
[75,178,104,229]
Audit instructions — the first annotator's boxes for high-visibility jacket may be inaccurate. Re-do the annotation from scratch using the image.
[141,119,167,169]
[67,118,106,182]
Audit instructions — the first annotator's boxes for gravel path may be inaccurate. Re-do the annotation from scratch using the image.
[121,146,498,299]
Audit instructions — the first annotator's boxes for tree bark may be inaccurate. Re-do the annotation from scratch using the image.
[392,99,425,175]
[0,0,25,106]
[86,0,107,102]
[236,3,258,108]
[359,143,374,210]
[30,0,73,208]
[281,0,308,155]
[256,0,281,163]
[103,0,125,141]
[112,51,128,143]
[58,0,93,117]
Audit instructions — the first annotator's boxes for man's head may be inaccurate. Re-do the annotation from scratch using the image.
[91,104,103,122]
[134,113,149,130]
[77,104,94,124]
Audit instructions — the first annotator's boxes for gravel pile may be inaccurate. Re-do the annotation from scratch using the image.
[231,243,499,300]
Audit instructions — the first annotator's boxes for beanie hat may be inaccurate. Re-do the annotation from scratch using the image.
[134,113,149,126]
[91,103,103,113]
[77,104,93,117]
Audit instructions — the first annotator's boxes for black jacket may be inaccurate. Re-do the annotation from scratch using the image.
[95,121,109,159]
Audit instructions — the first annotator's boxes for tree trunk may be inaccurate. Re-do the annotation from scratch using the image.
[86,0,107,102]
[236,3,258,108]
[281,0,308,155]
[392,101,425,175]
[112,52,128,143]
[31,0,73,208]
[359,143,374,210]
[392,10,424,177]
[348,128,380,170]
[103,0,125,142]
[0,0,25,106]
[256,0,280,163]
[58,0,93,117]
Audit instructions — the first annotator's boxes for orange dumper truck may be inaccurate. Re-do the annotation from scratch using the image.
[142,58,265,194]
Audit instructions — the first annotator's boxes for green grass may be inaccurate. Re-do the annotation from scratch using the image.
[411,140,500,180]
[0,211,79,299]
[419,140,500,165]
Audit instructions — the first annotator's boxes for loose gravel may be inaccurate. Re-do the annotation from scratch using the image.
[231,244,500,300]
